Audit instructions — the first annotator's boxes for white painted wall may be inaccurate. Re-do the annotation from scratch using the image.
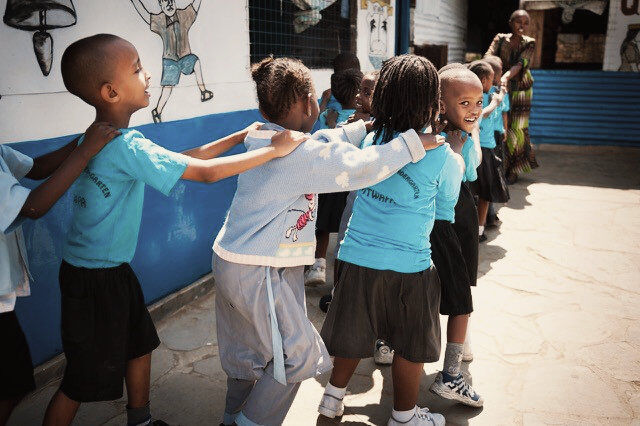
[412,0,467,63]
[0,0,392,144]
[603,0,640,71]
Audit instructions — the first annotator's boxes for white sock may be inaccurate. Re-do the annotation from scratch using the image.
[324,382,346,399]
[392,406,416,423]
[478,225,485,236]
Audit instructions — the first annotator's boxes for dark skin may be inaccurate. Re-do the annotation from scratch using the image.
[501,12,531,86]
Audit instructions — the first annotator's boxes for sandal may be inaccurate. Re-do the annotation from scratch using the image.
[200,89,213,102]
[151,108,162,123]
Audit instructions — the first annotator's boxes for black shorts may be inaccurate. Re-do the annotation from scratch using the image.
[0,311,35,399]
[321,261,441,363]
[59,261,160,402]
[316,192,348,233]
[430,220,473,316]
[472,147,510,203]
[453,181,478,287]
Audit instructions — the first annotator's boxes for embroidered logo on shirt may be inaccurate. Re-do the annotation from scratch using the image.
[360,187,396,204]
[285,194,315,242]
[397,169,420,199]
[83,170,111,198]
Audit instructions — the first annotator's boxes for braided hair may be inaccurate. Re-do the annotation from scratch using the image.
[371,54,440,144]
[251,56,312,121]
[331,69,363,107]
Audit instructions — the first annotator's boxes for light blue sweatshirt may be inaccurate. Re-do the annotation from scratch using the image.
[213,121,427,267]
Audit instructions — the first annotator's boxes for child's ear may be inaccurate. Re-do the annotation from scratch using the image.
[439,100,446,115]
[305,93,313,116]
[100,83,119,104]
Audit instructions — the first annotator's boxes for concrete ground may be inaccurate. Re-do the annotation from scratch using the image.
[9,144,640,426]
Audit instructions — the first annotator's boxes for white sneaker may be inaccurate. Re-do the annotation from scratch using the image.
[304,258,326,286]
[374,339,394,365]
[387,407,445,426]
[462,338,473,362]
[430,371,483,408]
[317,391,344,418]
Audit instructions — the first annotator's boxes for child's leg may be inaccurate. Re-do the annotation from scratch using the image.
[236,365,301,426]
[314,230,330,259]
[328,357,361,388]
[43,391,80,426]
[477,199,489,227]
[124,353,152,425]
[223,377,255,424]
[391,354,423,411]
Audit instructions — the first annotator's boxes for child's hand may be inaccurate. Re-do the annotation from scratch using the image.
[320,88,332,103]
[270,130,309,157]
[348,111,371,124]
[244,121,264,133]
[326,109,339,128]
[446,130,468,154]
[80,122,121,157]
[418,133,446,151]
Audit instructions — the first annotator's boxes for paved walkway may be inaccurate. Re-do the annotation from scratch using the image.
[9,145,640,425]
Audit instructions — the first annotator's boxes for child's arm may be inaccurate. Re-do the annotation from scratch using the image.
[436,150,465,220]
[319,89,332,112]
[20,122,120,219]
[180,130,308,183]
[181,122,262,160]
[25,138,80,181]
[271,128,444,195]
[482,89,505,118]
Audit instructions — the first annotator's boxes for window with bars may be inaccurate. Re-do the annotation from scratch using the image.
[248,0,357,69]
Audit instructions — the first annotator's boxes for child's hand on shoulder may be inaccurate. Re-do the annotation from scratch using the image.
[418,133,445,151]
[445,130,468,154]
[81,122,121,157]
[244,121,264,133]
[270,130,309,157]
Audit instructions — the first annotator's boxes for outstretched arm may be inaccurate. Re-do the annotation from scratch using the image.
[130,0,151,25]
[192,0,203,13]
[25,138,79,180]
[181,122,262,160]
[20,123,120,219]
[180,130,308,183]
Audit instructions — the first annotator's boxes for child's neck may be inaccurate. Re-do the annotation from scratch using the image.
[272,115,304,132]
[95,106,133,129]
[342,99,357,110]
[443,122,464,134]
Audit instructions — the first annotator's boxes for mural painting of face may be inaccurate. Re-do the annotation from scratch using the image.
[367,2,389,69]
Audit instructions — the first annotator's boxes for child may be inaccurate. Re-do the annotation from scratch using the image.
[483,55,510,227]
[307,68,363,286]
[319,52,361,113]
[212,56,443,426]
[468,60,509,242]
[320,54,464,426]
[0,123,119,426]
[428,65,484,407]
[348,70,379,124]
[42,34,305,426]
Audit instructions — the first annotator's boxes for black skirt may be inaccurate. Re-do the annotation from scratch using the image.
[0,311,35,399]
[316,192,349,233]
[453,181,478,287]
[472,147,510,203]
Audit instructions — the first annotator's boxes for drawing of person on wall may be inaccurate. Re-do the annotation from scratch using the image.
[363,1,391,69]
[131,0,214,123]
[619,23,640,72]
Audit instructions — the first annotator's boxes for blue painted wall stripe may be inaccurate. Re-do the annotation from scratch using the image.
[530,70,640,147]
[10,109,262,365]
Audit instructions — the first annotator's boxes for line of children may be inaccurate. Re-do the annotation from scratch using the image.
[468,60,510,242]
[319,54,464,426]
[35,34,307,426]
[212,55,445,426]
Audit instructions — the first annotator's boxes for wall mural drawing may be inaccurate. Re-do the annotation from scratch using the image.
[3,0,77,76]
[130,0,213,123]
[361,0,392,69]
[619,23,640,71]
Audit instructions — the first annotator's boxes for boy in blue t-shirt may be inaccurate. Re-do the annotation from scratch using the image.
[1,122,119,425]
[43,34,305,426]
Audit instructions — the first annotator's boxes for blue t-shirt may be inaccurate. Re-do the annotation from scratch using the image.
[338,131,464,273]
[479,92,500,149]
[490,86,510,134]
[440,131,480,184]
[63,129,188,268]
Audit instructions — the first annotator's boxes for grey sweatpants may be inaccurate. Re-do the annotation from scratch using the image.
[224,363,301,426]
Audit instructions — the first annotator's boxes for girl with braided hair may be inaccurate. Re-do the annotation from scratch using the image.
[319,55,464,426]
[212,56,444,425]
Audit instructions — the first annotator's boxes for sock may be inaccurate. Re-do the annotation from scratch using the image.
[463,330,472,354]
[392,406,416,423]
[325,382,347,400]
[443,342,464,376]
[478,225,485,236]
[127,402,151,426]
[316,257,327,268]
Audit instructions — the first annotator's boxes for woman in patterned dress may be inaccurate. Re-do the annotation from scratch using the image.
[485,9,537,183]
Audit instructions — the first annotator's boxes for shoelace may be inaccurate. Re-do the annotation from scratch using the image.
[447,374,477,399]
